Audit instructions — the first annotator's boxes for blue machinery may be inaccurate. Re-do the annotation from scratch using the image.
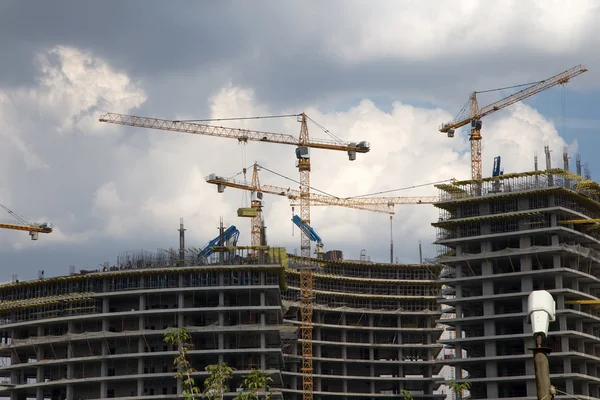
[492,156,504,177]
[198,225,240,259]
[292,214,325,257]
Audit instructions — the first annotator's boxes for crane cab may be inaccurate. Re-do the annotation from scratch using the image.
[250,191,264,207]
[296,146,310,159]
[471,120,482,131]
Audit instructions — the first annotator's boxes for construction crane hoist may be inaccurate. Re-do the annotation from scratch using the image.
[99,111,370,400]
[0,203,53,240]
[440,64,587,182]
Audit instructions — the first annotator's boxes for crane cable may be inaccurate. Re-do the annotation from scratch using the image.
[257,164,453,199]
[240,139,248,208]
[175,114,300,123]
[454,79,546,121]
[561,83,566,139]
[475,80,544,94]
[177,113,349,144]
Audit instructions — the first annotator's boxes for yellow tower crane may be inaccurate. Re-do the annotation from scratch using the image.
[440,65,587,182]
[208,163,396,248]
[206,162,439,247]
[207,162,439,261]
[99,111,370,400]
[0,203,53,240]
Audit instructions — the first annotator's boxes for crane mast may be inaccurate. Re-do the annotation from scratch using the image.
[297,114,314,398]
[249,164,263,247]
[440,64,587,181]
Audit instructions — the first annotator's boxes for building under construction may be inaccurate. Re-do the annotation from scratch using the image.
[434,168,600,399]
[280,255,445,399]
[0,246,288,400]
[0,240,446,400]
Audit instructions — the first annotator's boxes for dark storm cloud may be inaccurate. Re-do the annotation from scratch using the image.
[0,1,249,84]
[4,0,596,114]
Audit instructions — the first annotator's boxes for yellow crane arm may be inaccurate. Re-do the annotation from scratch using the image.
[440,64,587,133]
[205,174,438,213]
[0,202,53,240]
[99,112,371,154]
[559,219,600,225]
[0,222,52,233]
[565,299,600,305]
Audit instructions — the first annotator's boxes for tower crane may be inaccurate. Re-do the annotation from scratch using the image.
[207,162,440,264]
[0,203,53,240]
[206,162,439,244]
[440,64,587,182]
[99,111,370,400]
[209,163,393,249]
[207,162,439,213]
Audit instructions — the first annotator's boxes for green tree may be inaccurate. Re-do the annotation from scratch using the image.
[164,328,200,400]
[203,362,235,400]
[400,389,414,400]
[447,381,471,400]
[233,369,274,400]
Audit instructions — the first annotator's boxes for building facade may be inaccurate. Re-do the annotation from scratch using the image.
[434,169,600,399]
[280,255,445,399]
[0,247,287,400]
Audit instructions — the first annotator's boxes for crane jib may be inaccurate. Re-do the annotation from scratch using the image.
[439,64,587,133]
[99,113,371,153]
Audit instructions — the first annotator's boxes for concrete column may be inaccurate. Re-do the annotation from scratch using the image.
[260,332,266,370]
[102,298,109,333]
[218,331,224,363]
[368,314,374,395]
[486,382,498,399]
[139,295,146,329]
[582,382,590,397]
[66,384,73,400]
[565,378,574,395]
[101,379,107,399]
[555,274,563,289]
[178,292,184,327]
[553,254,561,269]
[138,378,144,397]
[482,259,493,276]
[484,320,495,343]
[341,314,347,363]
[101,333,108,399]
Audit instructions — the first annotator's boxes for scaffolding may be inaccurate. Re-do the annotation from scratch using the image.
[436,169,600,205]
[280,257,445,399]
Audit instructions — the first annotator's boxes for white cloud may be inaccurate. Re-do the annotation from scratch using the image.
[34,45,147,136]
[325,0,598,63]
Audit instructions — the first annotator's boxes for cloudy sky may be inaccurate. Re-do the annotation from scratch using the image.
[0,0,599,281]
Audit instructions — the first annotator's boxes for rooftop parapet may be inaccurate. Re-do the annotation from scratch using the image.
[434,168,600,205]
